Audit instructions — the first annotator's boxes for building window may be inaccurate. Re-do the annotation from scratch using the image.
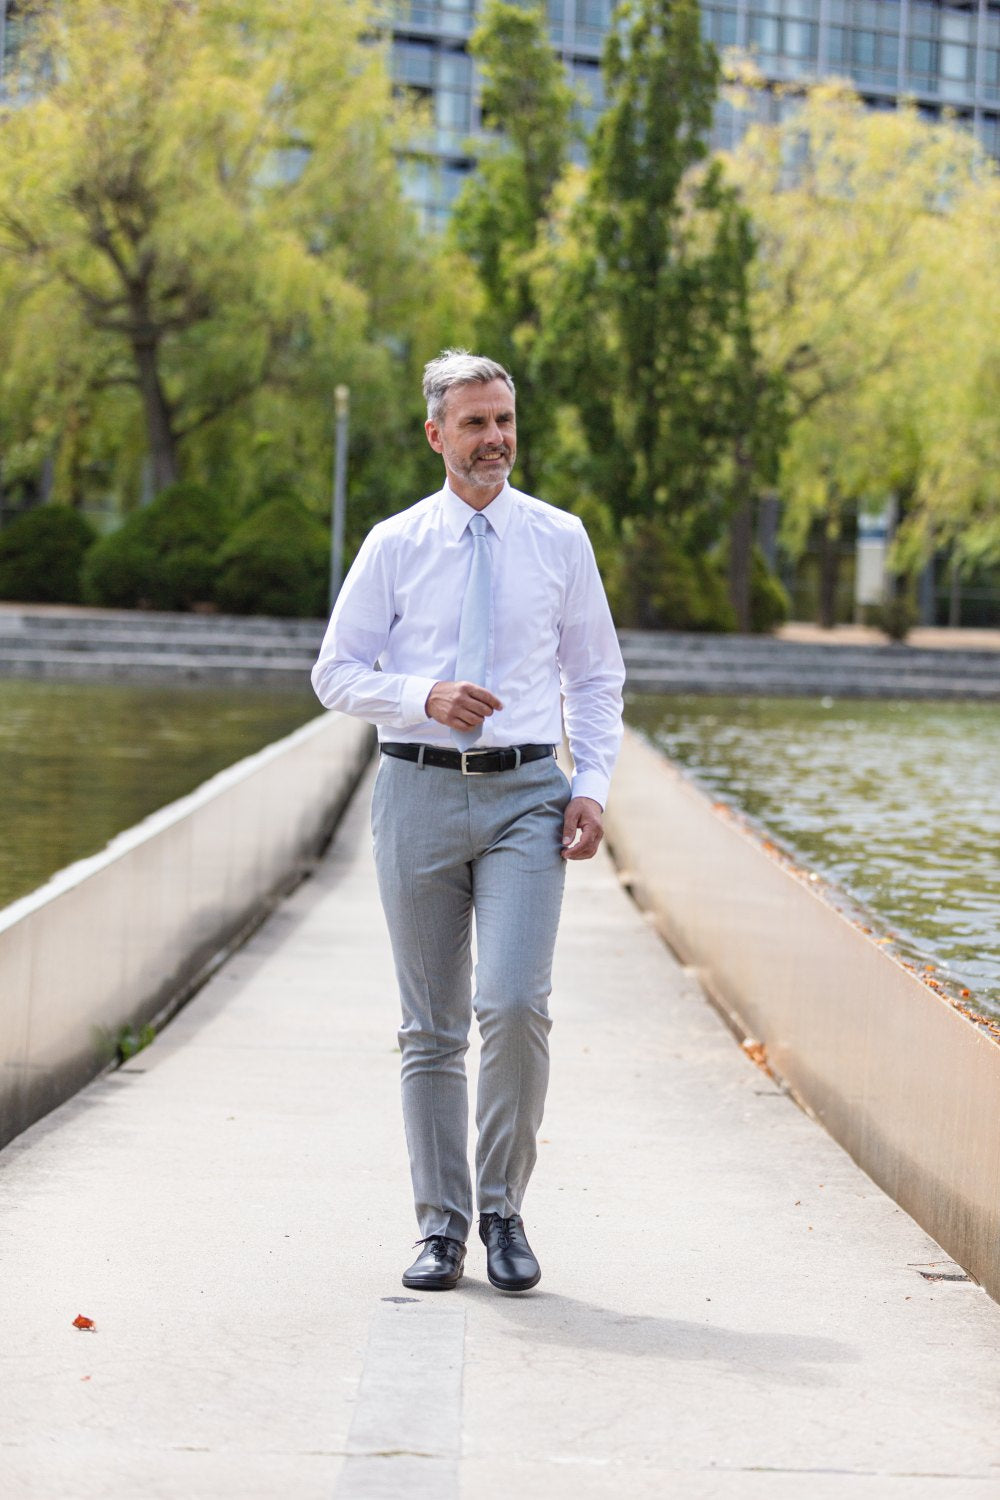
[908,36,938,78]
[853,30,877,68]
[435,89,469,131]
[749,14,780,53]
[784,20,817,59]
[393,42,435,88]
[703,7,738,47]
[827,26,849,67]
[940,42,970,83]
[939,9,973,45]
[984,50,1000,104]
[909,5,939,39]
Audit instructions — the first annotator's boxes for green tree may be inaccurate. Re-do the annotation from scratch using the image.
[532,0,785,627]
[725,74,997,625]
[894,171,1000,617]
[0,0,452,516]
[450,0,576,492]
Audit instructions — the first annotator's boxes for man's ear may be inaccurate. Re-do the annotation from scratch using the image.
[424,417,444,454]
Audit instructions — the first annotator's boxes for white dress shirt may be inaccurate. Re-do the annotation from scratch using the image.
[311,480,625,807]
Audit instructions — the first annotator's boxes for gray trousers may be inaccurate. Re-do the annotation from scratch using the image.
[371,751,570,1242]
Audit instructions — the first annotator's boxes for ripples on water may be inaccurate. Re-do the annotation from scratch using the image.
[625,695,1000,1016]
[0,678,320,910]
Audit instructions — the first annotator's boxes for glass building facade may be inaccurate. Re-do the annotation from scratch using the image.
[389,0,1000,223]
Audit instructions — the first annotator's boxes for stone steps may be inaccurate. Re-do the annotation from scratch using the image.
[0,608,324,683]
[619,630,1000,697]
[0,611,997,697]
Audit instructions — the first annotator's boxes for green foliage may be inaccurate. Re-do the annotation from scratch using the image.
[214,499,329,618]
[82,483,226,610]
[116,1023,156,1064]
[451,0,575,492]
[617,519,736,631]
[749,547,790,633]
[726,75,1000,616]
[0,0,470,520]
[869,596,917,643]
[538,0,763,523]
[0,505,96,604]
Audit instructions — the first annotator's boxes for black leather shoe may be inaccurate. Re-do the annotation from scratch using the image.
[401,1235,466,1291]
[479,1213,541,1291]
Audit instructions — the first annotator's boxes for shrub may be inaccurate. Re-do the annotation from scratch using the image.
[869,595,917,643]
[0,505,97,604]
[749,546,791,633]
[618,518,736,631]
[214,498,329,617]
[82,483,227,610]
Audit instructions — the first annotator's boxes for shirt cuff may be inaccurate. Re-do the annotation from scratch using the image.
[570,769,610,808]
[398,674,439,726]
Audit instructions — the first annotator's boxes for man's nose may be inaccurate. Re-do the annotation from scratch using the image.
[484,420,504,447]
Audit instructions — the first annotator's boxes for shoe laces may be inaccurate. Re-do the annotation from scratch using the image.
[484,1214,519,1250]
[414,1234,459,1257]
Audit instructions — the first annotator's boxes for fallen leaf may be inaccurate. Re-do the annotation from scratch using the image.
[72,1314,95,1331]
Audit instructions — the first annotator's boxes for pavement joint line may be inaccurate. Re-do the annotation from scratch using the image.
[333,1300,465,1500]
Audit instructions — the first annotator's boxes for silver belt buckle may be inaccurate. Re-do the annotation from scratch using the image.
[460,750,491,775]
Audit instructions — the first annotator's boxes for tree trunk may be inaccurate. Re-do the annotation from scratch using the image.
[949,554,961,628]
[728,488,753,633]
[132,337,178,493]
[818,521,840,630]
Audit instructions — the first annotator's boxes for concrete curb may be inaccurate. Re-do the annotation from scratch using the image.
[604,726,1000,1302]
[0,711,374,1151]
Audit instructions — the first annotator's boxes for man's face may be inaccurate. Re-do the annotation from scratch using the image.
[425,378,516,498]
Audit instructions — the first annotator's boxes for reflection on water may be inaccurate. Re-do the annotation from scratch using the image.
[0,678,320,909]
[626,695,1000,1016]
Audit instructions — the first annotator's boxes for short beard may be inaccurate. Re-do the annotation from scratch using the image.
[446,444,513,490]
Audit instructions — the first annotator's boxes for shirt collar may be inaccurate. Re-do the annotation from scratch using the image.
[440,479,513,539]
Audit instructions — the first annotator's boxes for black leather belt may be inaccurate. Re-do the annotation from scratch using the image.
[380,742,556,775]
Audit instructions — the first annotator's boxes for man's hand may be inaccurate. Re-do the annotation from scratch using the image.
[561,796,604,860]
[426,680,503,732]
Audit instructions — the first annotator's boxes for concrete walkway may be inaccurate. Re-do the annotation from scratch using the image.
[2,769,1000,1499]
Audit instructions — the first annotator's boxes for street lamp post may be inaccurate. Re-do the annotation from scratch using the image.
[329,384,350,613]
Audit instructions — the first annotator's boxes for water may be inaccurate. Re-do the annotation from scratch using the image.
[625,695,1000,1016]
[0,678,320,909]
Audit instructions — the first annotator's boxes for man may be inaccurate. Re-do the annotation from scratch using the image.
[311,350,624,1293]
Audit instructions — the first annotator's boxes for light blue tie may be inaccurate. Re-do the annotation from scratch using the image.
[452,512,493,750]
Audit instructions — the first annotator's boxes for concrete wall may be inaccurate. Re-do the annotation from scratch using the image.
[605,728,1000,1301]
[0,712,373,1150]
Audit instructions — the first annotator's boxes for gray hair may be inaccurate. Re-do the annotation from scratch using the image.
[422,348,515,424]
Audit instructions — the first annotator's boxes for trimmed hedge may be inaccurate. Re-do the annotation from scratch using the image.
[0,506,97,604]
[214,499,328,618]
[82,483,227,610]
